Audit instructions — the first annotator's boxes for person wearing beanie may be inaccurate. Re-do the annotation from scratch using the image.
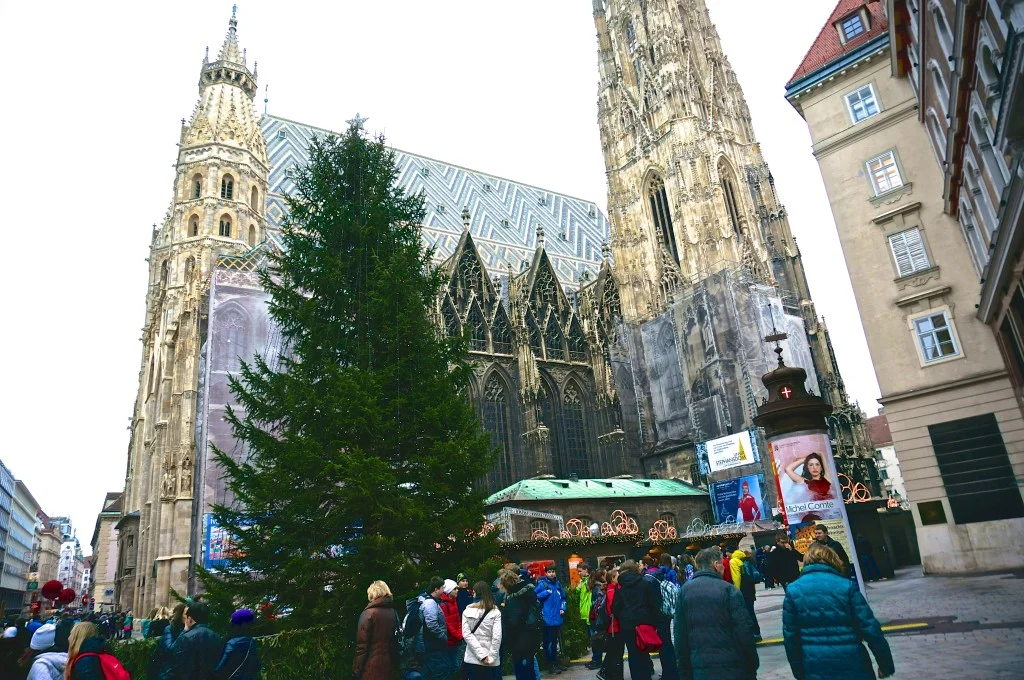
[214,609,261,680]
[439,579,465,675]
[26,623,67,680]
[455,573,473,616]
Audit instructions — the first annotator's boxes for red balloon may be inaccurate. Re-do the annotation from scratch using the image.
[58,588,76,604]
[41,580,63,600]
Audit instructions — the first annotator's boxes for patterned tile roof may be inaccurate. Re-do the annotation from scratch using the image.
[261,115,610,287]
[788,0,889,86]
[485,478,707,505]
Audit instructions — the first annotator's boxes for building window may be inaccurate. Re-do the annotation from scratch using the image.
[189,215,200,237]
[659,512,676,527]
[219,216,231,237]
[846,84,880,123]
[250,186,259,212]
[544,318,565,361]
[913,311,959,362]
[719,160,743,236]
[467,303,488,352]
[483,375,515,491]
[561,382,592,478]
[929,62,950,113]
[192,174,203,199]
[220,176,234,200]
[648,176,680,264]
[530,520,549,537]
[492,308,513,355]
[931,4,953,55]
[888,227,930,277]
[928,413,1024,524]
[841,13,865,41]
[248,225,257,247]
[867,151,904,195]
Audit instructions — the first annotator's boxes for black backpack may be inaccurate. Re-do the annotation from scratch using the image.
[523,597,544,631]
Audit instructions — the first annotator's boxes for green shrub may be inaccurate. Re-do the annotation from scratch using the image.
[107,637,156,679]
[561,587,590,663]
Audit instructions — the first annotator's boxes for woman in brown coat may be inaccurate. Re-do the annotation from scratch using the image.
[353,580,399,680]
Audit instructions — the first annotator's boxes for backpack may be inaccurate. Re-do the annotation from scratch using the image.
[72,652,131,680]
[658,578,678,618]
[523,597,544,631]
[743,560,762,585]
[403,599,422,640]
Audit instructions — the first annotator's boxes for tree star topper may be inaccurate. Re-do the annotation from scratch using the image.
[347,113,369,130]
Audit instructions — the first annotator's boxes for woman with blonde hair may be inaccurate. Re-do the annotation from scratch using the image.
[353,580,399,680]
[462,581,502,678]
[64,622,106,680]
[783,543,894,680]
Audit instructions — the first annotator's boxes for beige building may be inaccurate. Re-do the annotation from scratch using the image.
[786,0,1024,573]
[89,493,121,612]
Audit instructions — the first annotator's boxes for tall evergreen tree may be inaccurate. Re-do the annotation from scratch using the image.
[202,123,497,626]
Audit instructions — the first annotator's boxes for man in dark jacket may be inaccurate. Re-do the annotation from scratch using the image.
[673,547,759,680]
[500,570,543,680]
[171,602,224,680]
[768,534,802,590]
[611,560,661,680]
[814,524,851,576]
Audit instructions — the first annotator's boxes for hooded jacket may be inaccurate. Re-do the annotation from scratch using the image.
[576,576,592,622]
[462,605,502,667]
[501,579,542,657]
[27,651,68,680]
[673,570,758,680]
[67,637,105,680]
[534,576,567,627]
[729,550,746,590]
[352,597,398,680]
[439,592,463,646]
[611,570,660,631]
[419,595,448,652]
[782,563,894,680]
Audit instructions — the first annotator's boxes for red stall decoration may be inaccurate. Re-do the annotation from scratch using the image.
[57,588,76,605]
[41,580,63,601]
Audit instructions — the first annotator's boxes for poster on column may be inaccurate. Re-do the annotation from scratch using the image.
[768,432,843,525]
[709,474,766,524]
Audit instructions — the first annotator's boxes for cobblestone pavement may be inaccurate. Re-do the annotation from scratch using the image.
[552,567,1024,679]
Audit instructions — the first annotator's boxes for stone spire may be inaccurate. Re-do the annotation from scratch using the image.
[217,5,244,65]
[199,6,257,100]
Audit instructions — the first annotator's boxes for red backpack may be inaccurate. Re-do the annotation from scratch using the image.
[72,652,131,680]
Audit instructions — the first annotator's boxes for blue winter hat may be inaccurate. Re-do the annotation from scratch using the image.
[230,608,255,625]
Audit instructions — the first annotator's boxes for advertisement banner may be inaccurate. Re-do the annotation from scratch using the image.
[699,431,759,474]
[204,513,239,570]
[710,474,766,523]
[768,432,844,525]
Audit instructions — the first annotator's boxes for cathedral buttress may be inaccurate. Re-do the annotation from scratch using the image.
[122,7,268,614]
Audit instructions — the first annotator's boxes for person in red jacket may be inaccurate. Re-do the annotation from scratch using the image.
[722,545,734,586]
[601,569,623,680]
[440,579,465,675]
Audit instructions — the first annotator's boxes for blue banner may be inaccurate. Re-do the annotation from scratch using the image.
[709,474,767,524]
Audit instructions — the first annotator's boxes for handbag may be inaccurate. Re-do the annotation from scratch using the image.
[634,623,662,652]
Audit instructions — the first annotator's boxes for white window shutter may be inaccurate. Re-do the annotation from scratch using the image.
[905,228,930,271]
[889,228,929,277]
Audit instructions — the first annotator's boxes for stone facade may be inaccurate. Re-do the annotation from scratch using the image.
[89,493,121,612]
[787,0,1024,572]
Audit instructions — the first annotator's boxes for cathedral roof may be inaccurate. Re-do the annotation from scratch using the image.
[485,477,707,505]
[787,0,888,87]
[261,115,610,287]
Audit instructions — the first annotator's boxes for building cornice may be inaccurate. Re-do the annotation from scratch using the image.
[877,369,1010,404]
[812,99,919,158]
[786,34,891,100]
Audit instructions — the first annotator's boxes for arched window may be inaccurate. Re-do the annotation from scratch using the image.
[965,158,997,238]
[538,381,562,469]
[972,111,1008,194]
[544,317,565,361]
[492,307,513,354]
[648,176,680,264]
[926,109,946,164]
[527,315,544,358]
[192,174,203,199]
[567,319,587,362]
[957,200,987,277]
[931,3,953,55]
[719,159,743,235]
[659,512,677,527]
[530,520,549,538]
[467,302,488,352]
[189,215,200,237]
[250,186,260,212]
[980,43,1001,89]
[248,225,257,247]
[561,382,592,478]
[482,374,515,491]
[220,175,234,200]
[442,299,460,337]
[218,215,231,237]
[928,61,949,113]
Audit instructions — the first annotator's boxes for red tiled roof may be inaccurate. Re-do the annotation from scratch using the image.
[788,0,889,85]
[865,415,893,447]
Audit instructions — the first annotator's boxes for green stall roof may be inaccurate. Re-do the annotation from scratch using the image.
[485,478,708,506]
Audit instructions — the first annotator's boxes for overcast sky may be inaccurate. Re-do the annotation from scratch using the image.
[0,0,875,550]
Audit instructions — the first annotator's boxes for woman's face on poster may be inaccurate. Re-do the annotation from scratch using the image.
[807,455,823,479]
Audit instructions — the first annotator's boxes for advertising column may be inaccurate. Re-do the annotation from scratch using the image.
[754,345,865,594]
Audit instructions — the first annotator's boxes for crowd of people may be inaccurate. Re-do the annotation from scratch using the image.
[353,523,896,680]
[0,601,260,680]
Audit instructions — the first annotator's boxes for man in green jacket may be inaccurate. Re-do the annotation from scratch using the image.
[576,563,599,669]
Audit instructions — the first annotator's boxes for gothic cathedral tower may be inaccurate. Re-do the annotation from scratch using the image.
[120,8,268,613]
[591,0,875,477]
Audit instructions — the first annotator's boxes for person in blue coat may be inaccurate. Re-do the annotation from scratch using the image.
[535,565,567,673]
[782,543,894,680]
[214,609,260,680]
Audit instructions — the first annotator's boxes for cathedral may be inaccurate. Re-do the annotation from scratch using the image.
[116,2,880,613]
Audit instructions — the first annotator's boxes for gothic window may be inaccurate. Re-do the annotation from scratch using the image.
[562,382,592,478]
[442,298,460,337]
[648,176,680,264]
[189,215,200,237]
[544,317,566,361]
[538,381,563,472]
[250,186,260,212]
[192,174,203,199]
[451,250,484,311]
[528,314,544,358]
[719,159,743,235]
[219,215,232,237]
[482,374,515,491]
[567,318,588,362]
[492,306,513,355]
[221,175,234,200]
[248,225,257,247]
[467,302,488,352]
[625,20,637,51]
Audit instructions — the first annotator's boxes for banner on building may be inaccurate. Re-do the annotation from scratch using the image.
[768,432,844,525]
[699,430,759,474]
[709,474,766,524]
[204,513,241,570]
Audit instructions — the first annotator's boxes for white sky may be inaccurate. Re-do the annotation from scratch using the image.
[0,0,877,550]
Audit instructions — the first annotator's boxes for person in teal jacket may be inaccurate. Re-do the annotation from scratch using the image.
[782,543,894,680]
